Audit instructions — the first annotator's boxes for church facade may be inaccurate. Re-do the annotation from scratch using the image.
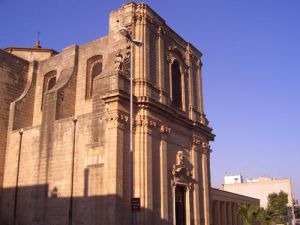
[0,2,215,225]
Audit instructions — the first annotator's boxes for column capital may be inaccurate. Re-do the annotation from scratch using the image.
[201,141,212,155]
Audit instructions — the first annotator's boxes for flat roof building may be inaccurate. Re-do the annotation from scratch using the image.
[224,176,296,225]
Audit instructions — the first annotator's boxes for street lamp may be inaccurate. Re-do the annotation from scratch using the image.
[119,27,143,225]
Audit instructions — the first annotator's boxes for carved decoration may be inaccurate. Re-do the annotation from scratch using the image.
[172,151,193,188]
[157,26,165,36]
[200,112,209,126]
[168,45,186,63]
[134,11,144,23]
[166,55,172,63]
[201,141,212,155]
[160,125,171,134]
[135,117,157,128]
[106,113,129,129]
[168,45,189,75]
[190,53,200,64]
[122,45,131,73]
[201,141,209,149]
[193,135,202,145]
[196,59,202,68]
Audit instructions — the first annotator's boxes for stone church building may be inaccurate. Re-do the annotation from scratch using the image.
[0,2,217,225]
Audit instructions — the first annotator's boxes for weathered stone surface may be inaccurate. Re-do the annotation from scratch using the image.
[0,2,214,225]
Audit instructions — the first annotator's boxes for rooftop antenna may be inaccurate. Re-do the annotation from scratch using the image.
[34,31,41,48]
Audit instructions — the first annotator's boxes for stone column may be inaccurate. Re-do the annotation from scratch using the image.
[220,201,227,225]
[232,203,238,225]
[213,201,221,225]
[227,203,232,225]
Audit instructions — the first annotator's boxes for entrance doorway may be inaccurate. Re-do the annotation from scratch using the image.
[175,185,186,225]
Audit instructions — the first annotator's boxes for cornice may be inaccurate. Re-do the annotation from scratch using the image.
[4,47,58,55]
[136,96,215,140]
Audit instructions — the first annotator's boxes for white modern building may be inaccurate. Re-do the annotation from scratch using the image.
[223,175,296,225]
[224,174,243,185]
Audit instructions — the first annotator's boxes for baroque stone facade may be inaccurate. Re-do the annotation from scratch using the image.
[0,2,215,225]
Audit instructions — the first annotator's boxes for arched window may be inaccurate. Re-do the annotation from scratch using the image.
[86,55,103,98]
[42,70,57,109]
[48,76,56,91]
[172,60,182,108]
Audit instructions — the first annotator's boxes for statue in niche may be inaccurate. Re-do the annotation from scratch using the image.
[114,46,131,73]
[176,150,184,167]
[173,150,189,175]
[122,45,131,73]
[172,150,192,187]
[114,50,123,71]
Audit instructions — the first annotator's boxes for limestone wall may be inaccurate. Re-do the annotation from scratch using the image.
[0,2,215,225]
[0,50,28,200]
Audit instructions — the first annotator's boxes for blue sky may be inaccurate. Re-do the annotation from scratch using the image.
[1,0,299,200]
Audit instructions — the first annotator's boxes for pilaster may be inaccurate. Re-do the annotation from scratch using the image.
[192,136,202,225]
[200,141,211,225]
[160,126,170,223]
[135,116,155,225]
[158,27,167,104]
[104,112,128,225]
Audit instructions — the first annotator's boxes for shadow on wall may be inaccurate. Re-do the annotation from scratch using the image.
[0,184,169,225]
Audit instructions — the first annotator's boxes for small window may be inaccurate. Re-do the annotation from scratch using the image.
[41,71,57,109]
[48,76,56,91]
[86,55,103,98]
[172,60,182,108]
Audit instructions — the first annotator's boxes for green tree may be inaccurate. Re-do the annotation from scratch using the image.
[237,191,289,225]
[256,208,268,225]
[238,204,260,225]
[267,191,288,222]
[256,207,277,225]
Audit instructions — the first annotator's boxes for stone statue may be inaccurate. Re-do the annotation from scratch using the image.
[176,150,184,167]
[173,150,185,175]
[114,50,123,70]
[172,150,192,187]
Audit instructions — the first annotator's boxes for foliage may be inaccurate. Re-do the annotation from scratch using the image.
[238,191,289,225]
[238,204,260,225]
[267,191,288,217]
[256,207,278,225]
